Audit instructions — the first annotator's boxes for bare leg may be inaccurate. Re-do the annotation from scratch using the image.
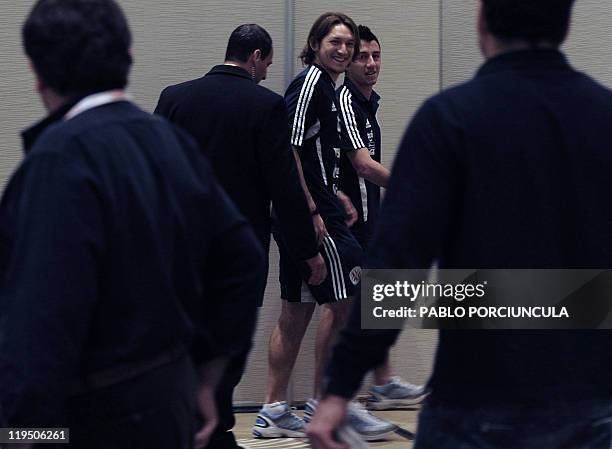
[373,355,392,385]
[265,300,316,403]
[313,299,352,399]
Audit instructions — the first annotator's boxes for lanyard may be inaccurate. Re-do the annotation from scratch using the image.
[64,90,131,120]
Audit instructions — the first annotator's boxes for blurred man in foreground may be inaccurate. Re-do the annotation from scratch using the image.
[0,1,264,448]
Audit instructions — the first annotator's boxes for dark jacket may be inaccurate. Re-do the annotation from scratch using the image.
[325,49,612,405]
[155,65,318,262]
[0,98,265,426]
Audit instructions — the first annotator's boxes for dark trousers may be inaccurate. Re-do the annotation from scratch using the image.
[415,396,612,449]
[42,355,197,449]
[205,349,251,449]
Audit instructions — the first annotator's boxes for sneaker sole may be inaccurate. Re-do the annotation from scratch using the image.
[252,427,306,438]
[367,394,427,410]
[358,426,398,442]
[252,415,306,439]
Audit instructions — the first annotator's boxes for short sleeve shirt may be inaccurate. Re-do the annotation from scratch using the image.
[337,78,382,235]
[285,64,344,220]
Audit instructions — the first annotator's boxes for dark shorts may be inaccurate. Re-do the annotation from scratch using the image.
[274,217,362,304]
[349,220,372,252]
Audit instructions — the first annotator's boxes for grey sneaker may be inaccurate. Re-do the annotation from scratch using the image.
[347,401,397,441]
[252,401,306,438]
[368,377,428,410]
[304,398,395,441]
[336,424,370,449]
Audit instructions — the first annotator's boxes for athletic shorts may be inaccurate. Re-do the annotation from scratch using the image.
[273,217,363,304]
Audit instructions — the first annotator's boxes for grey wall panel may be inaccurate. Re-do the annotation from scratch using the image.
[441,1,612,90]
[440,0,480,89]
[120,0,288,111]
[0,1,45,187]
[563,0,612,87]
[233,244,283,404]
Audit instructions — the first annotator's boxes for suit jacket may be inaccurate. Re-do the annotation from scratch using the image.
[155,65,318,262]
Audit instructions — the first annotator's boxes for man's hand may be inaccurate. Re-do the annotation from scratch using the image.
[306,253,327,285]
[193,357,227,448]
[306,395,349,449]
[194,385,218,449]
[336,191,358,227]
[313,213,329,245]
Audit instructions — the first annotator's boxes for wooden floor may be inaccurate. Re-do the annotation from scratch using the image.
[232,408,419,449]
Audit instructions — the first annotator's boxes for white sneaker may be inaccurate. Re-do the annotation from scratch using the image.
[252,401,306,438]
[336,424,370,448]
[347,402,397,441]
[368,377,428,410]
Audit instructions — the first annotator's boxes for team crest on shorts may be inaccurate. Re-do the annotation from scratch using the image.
[349,266,362,285]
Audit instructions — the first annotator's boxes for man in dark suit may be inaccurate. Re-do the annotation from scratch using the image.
[308,1,612,449]
[155,24,326,449]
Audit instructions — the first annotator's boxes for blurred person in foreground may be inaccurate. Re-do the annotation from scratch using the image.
[0,1,264,448]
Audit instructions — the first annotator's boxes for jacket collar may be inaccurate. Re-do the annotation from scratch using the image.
[21,97,80,154]
[343,77,380,106]
[477,48,570,77]
[207,64,253,81]
[312,63,336,86]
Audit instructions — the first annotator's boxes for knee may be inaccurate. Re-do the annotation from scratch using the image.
[277,303,314,336]
[324,300,352,329]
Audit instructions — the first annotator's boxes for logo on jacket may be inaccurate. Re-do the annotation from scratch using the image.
[349,266,362,285]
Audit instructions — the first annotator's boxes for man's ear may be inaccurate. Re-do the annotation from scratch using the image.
[309,37,319,53]
[253,49,262,61]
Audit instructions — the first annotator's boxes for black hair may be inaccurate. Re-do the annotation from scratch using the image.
[357,25,380,48]
[482,0,575,46]
[225,24,272,63]
[299,12,359,66]
[354,25,380,61]
[23,0,132,96]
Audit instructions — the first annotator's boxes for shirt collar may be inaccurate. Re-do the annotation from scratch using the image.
[208,64,253,81]
[312,63,336,86]
[477,48,570,78]
[64,89,130,120]
[21,89,130,154]
[343,77,380,107]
